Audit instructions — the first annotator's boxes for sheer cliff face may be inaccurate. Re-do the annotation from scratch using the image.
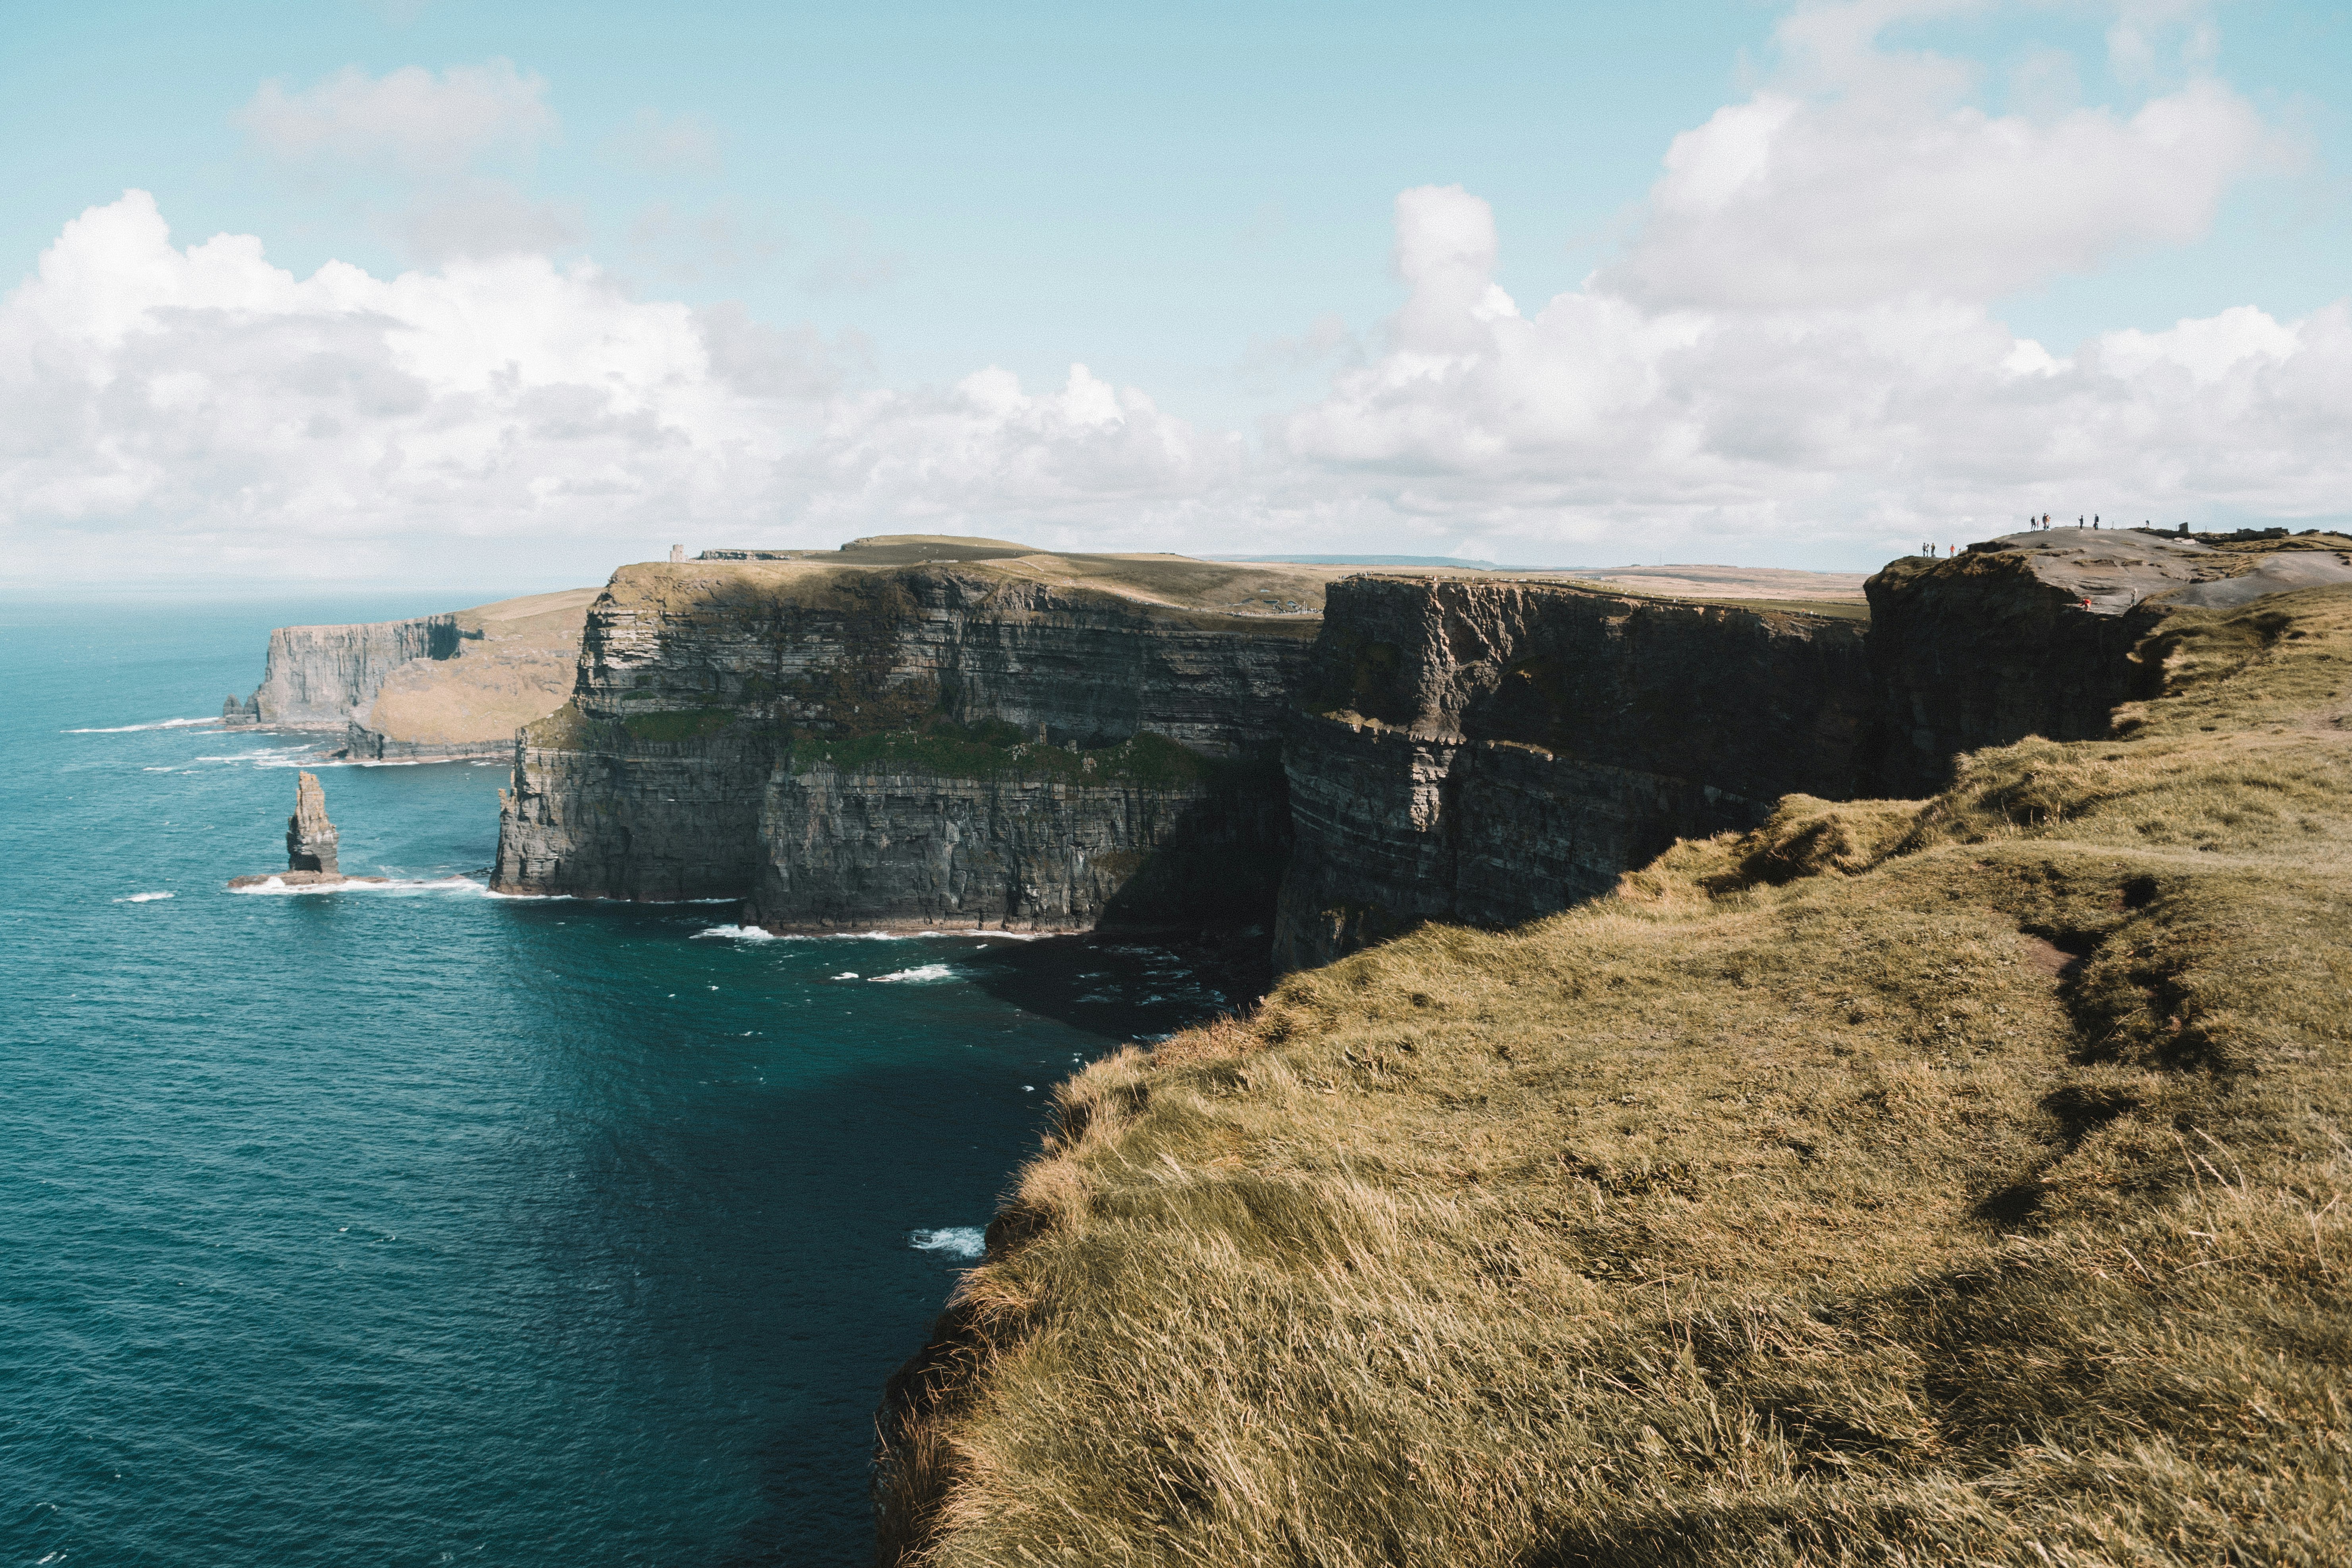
[1273,577,1870,971]
[754,757,1287,931]
[252,616,458,728]
[492,560,1316,921]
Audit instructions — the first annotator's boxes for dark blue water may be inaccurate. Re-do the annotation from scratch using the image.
[1,599,1229,1565]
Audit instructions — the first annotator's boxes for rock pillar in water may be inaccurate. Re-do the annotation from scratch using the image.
[286,771,340,874]
[221,693,260,726]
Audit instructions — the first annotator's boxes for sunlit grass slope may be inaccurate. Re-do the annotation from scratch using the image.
[879,584,2352,1566]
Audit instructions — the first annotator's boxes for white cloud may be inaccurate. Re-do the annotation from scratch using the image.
[240,60,555,170]
[1601,2,2266,309]
[1276,182,2352,556]
[0,191,808,584]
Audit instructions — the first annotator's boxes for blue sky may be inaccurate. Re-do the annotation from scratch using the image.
[3,1,2349,587]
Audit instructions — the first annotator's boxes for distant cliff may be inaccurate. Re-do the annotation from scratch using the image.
[492,541,1341,928]
[1271,576,1870,970]
[242,615,458,729]
[226,589,598,759]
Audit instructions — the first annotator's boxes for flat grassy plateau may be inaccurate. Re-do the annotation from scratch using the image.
[882,585,2352,1566]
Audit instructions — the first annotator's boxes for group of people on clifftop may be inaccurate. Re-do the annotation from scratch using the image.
[1923,514,2111,555]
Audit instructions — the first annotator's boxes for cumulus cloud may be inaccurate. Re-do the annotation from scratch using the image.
[1599,9,2266,309]
[240,60,556,170]
[0,192,1220,585]
[0,191,808,583]
[1278,180,2352,558]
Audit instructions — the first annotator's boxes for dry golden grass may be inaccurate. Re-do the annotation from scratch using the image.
[879,585,2352,1568]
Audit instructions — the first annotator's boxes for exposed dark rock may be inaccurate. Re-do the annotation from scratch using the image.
[1271,576,1870,971]
[285,770,339,874]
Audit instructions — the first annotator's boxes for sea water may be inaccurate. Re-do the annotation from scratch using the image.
[0,597,1230,1565]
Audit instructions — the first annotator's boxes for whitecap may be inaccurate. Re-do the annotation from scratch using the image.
[692,923,779,942]
[228,875,485,896]
[910,1226,986,1259]
[831,972,860,980]
[115,891,175,903]
[64,716,218,733]
[871,964,956,983]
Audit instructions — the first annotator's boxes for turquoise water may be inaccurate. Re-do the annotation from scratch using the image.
[2,599,1231,1565]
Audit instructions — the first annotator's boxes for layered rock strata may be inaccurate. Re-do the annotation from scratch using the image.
[492,541,1340,927]
[285,770,339,873]
[1272,576,1870,970]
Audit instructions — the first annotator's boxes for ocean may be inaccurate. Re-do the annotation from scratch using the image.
[1,597,1230,1564]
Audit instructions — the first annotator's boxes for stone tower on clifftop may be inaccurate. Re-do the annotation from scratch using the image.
[286,771,340,875]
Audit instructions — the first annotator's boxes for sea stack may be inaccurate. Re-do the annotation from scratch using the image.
[286,771,339,874]
[228,771,383,889]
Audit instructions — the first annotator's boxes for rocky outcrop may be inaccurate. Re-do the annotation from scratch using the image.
[285,770,339,873]
[228,771,387,889]
[1862,527,2352,796]
[492,542,1337,921]
[1272,576,1870,971]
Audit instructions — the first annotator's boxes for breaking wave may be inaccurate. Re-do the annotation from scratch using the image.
[871,964,956,984]
[115,891,175,903]
[910,1226,986,1260]
[691,924,780,942]
[64,716,218,733]
[227,876,486,897]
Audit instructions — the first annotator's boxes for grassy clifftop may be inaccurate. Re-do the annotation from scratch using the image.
[880,584,2352,1565]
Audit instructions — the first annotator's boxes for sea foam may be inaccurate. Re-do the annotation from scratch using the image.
[871,964,956,983]
[691,924,780,942]
[228,875,485,896]
[910,1226,986,1260]
[115,891,175,903]
[64,716,218,734]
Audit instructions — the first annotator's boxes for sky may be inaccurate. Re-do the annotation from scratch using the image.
[3,0,2349,591]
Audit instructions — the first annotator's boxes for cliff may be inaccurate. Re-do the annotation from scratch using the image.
[347,588,600,759]
[1273,575,1870,970]
[491,538,1344,927]
[226,588,598,759]
[876,558,2352,1567]
[246,614,458,729]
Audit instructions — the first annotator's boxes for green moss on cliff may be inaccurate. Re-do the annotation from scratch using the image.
[879,584,2352,1567]
[621,707,738,742]
[794,723,1221,788]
